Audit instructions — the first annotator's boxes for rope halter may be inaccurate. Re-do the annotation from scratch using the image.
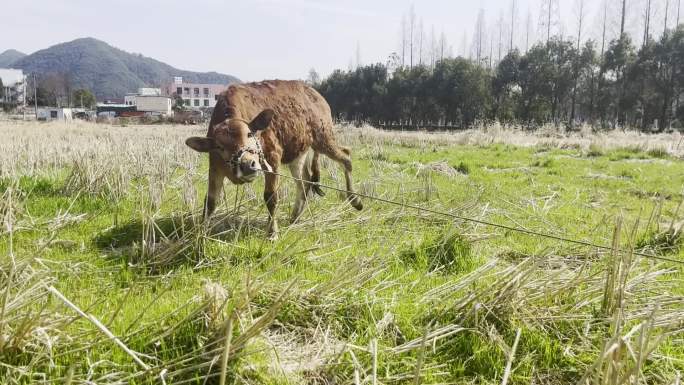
[228,131,273,176]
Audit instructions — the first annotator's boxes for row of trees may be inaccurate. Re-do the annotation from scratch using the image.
[317,27,684,131]
[26,73,97,109]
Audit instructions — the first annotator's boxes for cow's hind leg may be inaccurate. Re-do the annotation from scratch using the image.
[318,144,363,210]
[288,152,309,223]
[309,151,325,197]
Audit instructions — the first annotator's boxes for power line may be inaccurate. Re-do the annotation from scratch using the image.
[256,168,683,265]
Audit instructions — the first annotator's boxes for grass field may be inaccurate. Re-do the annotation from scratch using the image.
[1,120,683,384]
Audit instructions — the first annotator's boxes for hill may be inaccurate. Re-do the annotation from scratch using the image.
[12,38,240,100]
[0,49,27,67]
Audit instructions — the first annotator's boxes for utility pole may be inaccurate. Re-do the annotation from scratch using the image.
[33,73,38,120]
[22,74,26,120]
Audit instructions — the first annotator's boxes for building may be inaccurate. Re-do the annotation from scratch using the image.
[124,88,162,106]
[0,68,26,104]
[162,77,228,109]
[96,104,136,118]
[136,95,173,115]
[37,107,73,121]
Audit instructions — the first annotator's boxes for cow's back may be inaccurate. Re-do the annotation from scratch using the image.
[208,80,331,140]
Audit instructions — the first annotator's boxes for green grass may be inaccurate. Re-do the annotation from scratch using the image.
[1,124,684,384]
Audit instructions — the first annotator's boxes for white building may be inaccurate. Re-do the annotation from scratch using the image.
[37,107,73,121]
[124,87,162,106]
[163,76,227,110]
[136,95,173,115]
[0,68,26,104]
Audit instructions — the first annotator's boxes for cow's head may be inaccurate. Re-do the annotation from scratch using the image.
[185,109,274,183]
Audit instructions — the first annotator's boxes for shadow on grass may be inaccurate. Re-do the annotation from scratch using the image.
[93,212,270,273]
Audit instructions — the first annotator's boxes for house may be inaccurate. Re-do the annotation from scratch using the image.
[0,68,26,104]
[37,107,73,121]
[162,76,227,109]
[96,103,136,117]
[124,88,162,106]
[136,95,173,115]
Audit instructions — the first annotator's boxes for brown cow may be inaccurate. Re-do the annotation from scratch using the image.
[185,80,362,239]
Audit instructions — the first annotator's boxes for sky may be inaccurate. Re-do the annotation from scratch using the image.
[0,0,674,82]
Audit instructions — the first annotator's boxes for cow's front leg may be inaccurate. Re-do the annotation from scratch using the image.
[264,172,280,240]
[204,166,224,219]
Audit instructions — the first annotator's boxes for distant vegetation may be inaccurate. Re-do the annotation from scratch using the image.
[318,28,684,132]
[9,38,240,101]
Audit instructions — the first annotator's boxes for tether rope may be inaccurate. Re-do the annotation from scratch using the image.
[256,168,683,265]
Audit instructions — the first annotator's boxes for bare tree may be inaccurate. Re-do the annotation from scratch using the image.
[643,0,652,46]
[539,0,559,43]
[665,0,670,34]
[498,10,504,62]
[489,23,496,69]
[460,30,468,59]
[473,9,486,64]
[355,41,362,68]
[306,68,321,87]
[418,18,425,66]
[601,0,608,55]
[621,0,627,36]
[430,25,437,68]
[439,31,447,62]
[409,4,416,68]
[510,0,517,51]
[400,14,407,67]
[570,0,586,125]
[575,0,586,50]
[525,8,533,52]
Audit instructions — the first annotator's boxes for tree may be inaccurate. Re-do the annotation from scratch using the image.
[473,9,487,64]
[603,35,637,126]
[0,78,4,100]
[306,68,321,87]
[409,4,416,68]
[493,50,522,121]
[510,0,517,51]
[172,93,185,112]
[72,89,96,109]
[570,0,586,125]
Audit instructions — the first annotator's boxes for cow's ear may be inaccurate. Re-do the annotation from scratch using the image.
[185,137,218,152]
[249,109,275,131]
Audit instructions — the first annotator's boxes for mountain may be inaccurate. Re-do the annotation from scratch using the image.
[12,38,240,100]
[0,49,26,67]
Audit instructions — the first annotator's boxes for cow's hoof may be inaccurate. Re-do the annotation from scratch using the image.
[350,197,363,211]
[312,184,326,197]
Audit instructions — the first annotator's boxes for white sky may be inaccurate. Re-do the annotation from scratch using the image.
[0,0,675,82]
